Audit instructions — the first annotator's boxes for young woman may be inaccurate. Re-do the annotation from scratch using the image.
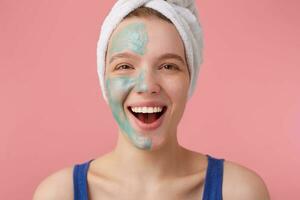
[33,1,270,199]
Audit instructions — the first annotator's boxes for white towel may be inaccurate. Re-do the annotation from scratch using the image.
[97,0,203,103]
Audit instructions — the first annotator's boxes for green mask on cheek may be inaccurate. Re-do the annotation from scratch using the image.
[105,73,152,150]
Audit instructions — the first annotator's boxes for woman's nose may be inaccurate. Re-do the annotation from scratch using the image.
[134,68,160,95]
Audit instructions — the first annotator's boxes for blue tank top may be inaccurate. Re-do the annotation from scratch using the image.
[73,154,224,200]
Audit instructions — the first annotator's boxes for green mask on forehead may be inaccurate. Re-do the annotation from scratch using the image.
[108,22,148,56]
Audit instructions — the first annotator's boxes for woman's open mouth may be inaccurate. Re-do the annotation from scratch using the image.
[128,106,167,123]
[127,106,168,131]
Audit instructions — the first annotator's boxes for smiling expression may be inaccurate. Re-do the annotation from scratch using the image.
[105,17,190,150]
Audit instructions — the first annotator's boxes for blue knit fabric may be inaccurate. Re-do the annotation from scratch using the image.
[73,159,94,200]
[73,155,224,200]
[202,155,224,200]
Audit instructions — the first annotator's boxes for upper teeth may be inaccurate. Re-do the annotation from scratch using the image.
[131,107,163,113]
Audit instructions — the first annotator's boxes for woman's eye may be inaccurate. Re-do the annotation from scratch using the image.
[115,64,133,71]
[162,64,178,70]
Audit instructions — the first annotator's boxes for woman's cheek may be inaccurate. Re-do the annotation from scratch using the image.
[106,76,135,104]
[105,76,153,150]
[163,77,189,99]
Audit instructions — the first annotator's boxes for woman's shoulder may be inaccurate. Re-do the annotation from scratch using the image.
[33,166,74,200]
[222,159,270,200]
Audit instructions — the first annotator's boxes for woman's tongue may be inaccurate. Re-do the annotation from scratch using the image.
[136,113,158,124]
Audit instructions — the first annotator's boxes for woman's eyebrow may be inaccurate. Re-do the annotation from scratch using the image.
[109,52,139,64]
[109,52,185,64]
[158,53,185,64]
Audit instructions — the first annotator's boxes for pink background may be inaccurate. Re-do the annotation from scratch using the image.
[1,0,299,199]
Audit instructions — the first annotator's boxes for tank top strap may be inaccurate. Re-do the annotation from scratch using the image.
[202,155,225,200]
[73,159,94,200]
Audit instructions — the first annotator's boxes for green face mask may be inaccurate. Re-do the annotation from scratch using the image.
[108,22,148,57]
[105,22,153,150]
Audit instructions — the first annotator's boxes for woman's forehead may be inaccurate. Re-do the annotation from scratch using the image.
[107,17,185,60]
[108,21,148,57]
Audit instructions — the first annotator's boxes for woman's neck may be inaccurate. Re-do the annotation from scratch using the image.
[111,129,190,183]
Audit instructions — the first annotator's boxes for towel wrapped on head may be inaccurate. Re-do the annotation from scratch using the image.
[97,0,203,103]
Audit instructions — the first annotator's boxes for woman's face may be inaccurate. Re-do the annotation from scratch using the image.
[105,16,189,150]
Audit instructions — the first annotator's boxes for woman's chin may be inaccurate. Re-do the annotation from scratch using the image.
[134,134,167,151]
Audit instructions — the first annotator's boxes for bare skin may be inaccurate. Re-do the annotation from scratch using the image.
[33,17,270,200]
[33,151,270,200]
[86,149,208,200]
